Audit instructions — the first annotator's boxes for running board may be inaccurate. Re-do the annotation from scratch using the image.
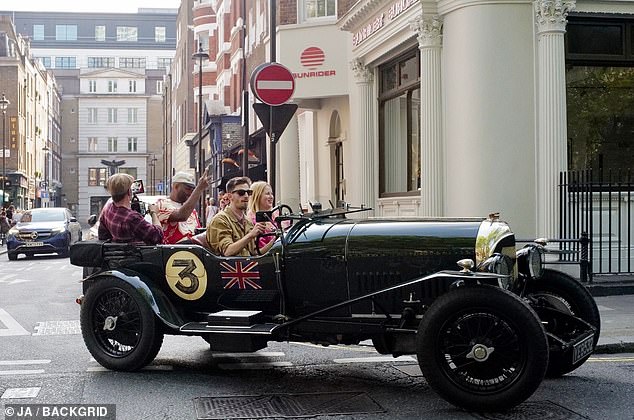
[179,322,277,335]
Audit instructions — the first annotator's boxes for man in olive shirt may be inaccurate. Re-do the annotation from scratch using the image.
[207,176,274,256]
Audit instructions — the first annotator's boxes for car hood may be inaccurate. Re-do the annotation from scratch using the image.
[15,221,66,230]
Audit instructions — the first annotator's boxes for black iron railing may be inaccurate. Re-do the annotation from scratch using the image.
[559,169,634,278]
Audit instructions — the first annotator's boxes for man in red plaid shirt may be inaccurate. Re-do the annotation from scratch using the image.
[98,173,163,244]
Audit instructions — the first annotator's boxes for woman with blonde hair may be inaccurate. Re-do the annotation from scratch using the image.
[247,181,277,248]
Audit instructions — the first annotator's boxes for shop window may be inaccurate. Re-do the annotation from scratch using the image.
[566,16,634,175]
[379,51,421,196]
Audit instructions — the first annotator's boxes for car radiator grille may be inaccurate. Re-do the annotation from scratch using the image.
[18,231,52,240]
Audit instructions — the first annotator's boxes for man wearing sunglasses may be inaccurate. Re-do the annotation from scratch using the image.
[207,176,273,256]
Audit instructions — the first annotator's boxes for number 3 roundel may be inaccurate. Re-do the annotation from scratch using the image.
[165,251,207,300]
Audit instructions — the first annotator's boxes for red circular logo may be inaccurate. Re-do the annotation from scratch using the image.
[300,47,325,70]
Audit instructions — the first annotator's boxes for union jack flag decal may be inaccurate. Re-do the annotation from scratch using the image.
[220,261,261,289]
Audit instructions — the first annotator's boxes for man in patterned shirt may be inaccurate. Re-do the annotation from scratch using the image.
[98,173,163,244]
[156,170,209,244]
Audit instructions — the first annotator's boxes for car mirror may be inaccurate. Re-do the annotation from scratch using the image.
[70,217,77,223]
[87,214,97,226]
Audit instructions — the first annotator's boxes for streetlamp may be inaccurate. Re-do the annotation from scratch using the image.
[0,93,9,208]
[192,42,209,225]
[42,145,50,207]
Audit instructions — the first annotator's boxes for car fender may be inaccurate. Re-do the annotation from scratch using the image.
[85,269,185,330]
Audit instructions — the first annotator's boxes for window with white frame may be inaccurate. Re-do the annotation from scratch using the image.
[117,26,138,42]
[129,80,137,93]
[156,80,164,94]
[88,168,108,186]
[37,56,51,67]
[127,137,138,152]
[33,24,44,40]
[157,57,172,69]
[56,24,77,40]
[108,80,117,93]
[88,57,115,68]
[108,137,118,152]
[88,80,97,93]
[107,108,117,123]
[120,57,146,68]
[303,0,336,20]
[127,108,138,123]
[88,137,98,152]
[155,26,166,42]
[95,25,105,41]
[88,108,98,124]
[55,57,76,68]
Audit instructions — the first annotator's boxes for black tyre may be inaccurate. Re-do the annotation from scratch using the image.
[417,286,548,412]
[80,276,163,371]
[59,234,71,257]
[8,252,17,261]
[526,269,600,377]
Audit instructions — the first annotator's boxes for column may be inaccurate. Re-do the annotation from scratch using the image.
[278,115,300,213]
[535,0,575,237]
[412,16,443,217]
[351,59,376,213]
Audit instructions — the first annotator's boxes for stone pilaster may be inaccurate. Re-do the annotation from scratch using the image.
[412,16,444,216]
[534,0,575,237]
[278,115,300,213]
[351,58,375,212]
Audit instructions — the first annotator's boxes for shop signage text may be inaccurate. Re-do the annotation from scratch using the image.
[352,0,419,47]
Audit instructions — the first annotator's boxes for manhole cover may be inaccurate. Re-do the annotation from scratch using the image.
[470,400,589,419]
[194,391,385,419]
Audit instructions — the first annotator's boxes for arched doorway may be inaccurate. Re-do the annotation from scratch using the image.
[328,111,345,206]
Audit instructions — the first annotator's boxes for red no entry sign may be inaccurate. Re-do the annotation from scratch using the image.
[250,62,295,106]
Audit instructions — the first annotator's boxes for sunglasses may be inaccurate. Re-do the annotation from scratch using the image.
[232,189,253,197]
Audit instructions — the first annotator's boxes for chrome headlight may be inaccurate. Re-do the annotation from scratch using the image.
[51,227,66,235]
[8,227,19,236]
[516,244,544,279]
[477,253,514,276]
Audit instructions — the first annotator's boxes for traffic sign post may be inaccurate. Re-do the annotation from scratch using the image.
[250,62,298,196]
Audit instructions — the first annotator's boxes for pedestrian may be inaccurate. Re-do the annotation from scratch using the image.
[206,197,219,226]
[219,192,231,211]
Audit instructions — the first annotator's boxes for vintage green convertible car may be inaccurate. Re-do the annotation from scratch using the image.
[70,205,599,412]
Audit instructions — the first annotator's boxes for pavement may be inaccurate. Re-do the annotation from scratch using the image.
[0,245,631,354]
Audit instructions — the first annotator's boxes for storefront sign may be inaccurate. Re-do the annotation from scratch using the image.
[292,46,337,80]
[352,0,419,47]
[10,116,17,149]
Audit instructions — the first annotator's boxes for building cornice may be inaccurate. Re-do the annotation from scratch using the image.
[339,0,388,32]
[437,0,531,16]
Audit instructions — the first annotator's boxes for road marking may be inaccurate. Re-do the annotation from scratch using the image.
[588,357,634,362]
[32,320,81,335]
[0,360,51,365]
[597,305,615,311]
[218,361,293,370]
[0,369,45,375]
[212,351,285,358]
[1,387,41,399]
[87,365,174,372]
[333,356,416,364]
[0,308,30,336]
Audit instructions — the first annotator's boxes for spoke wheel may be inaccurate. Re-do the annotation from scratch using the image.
[527,269,600,377]
[417,286,548,412]
[81,276,163,371]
